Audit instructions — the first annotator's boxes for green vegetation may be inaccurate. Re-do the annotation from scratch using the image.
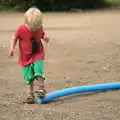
[0,0,120,12]
[0,4,13,11]
[106,0,120,6]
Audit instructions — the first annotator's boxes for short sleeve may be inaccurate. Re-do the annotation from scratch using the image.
[13,26,20,39]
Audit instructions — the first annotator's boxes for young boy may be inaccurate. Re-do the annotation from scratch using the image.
[9,7,49,104]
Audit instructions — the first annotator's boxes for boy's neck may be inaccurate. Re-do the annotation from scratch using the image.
[25,24,40,32]
[25,24,32,31]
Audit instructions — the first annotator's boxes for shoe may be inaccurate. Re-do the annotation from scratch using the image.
[37,87,47,98]
[26,93,34,104]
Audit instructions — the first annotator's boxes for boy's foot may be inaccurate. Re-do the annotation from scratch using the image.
[37,87,47,98]
[26,93,34,104]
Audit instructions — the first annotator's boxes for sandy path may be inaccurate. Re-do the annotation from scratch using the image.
[0,11,120,120]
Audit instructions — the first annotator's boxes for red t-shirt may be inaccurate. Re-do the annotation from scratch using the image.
[14,24,45,66]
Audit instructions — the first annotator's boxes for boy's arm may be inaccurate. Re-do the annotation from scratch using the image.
[9,26,20,56]
[42,33,49,43]
[9,36,17,56]
[41,26,49,43]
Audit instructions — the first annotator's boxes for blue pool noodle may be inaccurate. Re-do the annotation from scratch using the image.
[35,82,120,104]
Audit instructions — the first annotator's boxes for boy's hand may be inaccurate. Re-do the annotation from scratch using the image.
[9,37,17,56]
[9,49,14,56]
[44,35,49,43]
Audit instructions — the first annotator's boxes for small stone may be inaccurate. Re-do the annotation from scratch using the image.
[102,66,107,70]
[48,108,52,111]
[86,76,89,79]
[102,66,109,72]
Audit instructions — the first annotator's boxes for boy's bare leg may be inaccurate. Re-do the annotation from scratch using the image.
[27,81,34,94]
[36,76,46,98]
[26,81,34,104]
[37,76,44,88]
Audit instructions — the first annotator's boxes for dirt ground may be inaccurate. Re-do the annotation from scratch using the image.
[0,10,120,120]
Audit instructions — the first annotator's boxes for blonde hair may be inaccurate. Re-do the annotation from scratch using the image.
[24,7,43,31]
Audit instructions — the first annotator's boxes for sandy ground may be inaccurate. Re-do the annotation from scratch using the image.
[0,10,120,120]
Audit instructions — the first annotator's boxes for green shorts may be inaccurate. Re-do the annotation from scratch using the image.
[22,59,45,85]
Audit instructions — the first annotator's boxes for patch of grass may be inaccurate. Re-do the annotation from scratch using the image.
[105,0,120,6]
[0,4,13,11]
[0,4,25,12]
